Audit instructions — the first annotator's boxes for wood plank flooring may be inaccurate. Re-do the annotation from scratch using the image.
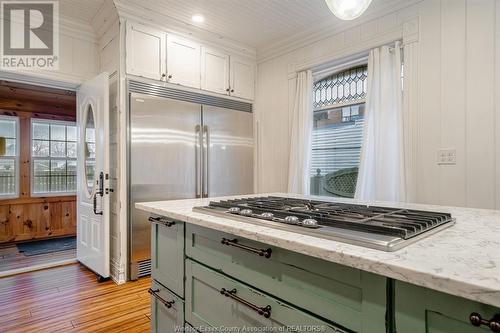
[0,242,76,273]
[0,263,151,333]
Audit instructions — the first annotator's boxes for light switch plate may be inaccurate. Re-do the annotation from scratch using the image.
[437,149,456,165]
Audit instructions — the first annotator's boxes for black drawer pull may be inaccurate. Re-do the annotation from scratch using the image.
[220,288,272,318]
[148,216,176,227]
[470,312,500,331]
[221,238,272,258]
[148,288,175,308]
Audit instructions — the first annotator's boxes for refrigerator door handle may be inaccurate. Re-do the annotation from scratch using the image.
[203,125,209,198]
[195,125,202,198]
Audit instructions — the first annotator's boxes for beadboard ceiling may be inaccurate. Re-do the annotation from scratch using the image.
[59,0,106,25]
[115,0,418,57]
[121,0,333,48]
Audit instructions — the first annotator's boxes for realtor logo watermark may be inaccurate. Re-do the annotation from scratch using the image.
[0,1,59,70]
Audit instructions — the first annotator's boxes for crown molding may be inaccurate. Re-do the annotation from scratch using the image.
[113,0,256,59]
[257,0,424,63]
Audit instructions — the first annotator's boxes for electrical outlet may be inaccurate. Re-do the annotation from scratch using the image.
[437,149,456,165]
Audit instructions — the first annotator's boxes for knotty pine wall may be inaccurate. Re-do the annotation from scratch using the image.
[0,82,77,243]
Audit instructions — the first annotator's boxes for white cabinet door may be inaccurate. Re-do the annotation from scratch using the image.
[126,22,166,80]
[201,47,230,95]
[167,35,201,88]
[230,57,255,100]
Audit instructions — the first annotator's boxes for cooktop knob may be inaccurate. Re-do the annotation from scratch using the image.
[260,212,274,219]
[239,209,253,216]
[284,216,299,224]
[228,207,240,214]
[301,218,319,228]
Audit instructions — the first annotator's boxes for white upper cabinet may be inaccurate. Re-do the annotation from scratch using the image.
[201,47,230,95]
[167,35,201,89]
[126,22,166,80]
[125,21,255,100]
[230,57,255,100]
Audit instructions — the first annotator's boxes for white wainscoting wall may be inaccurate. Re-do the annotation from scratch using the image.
[255,0,500,210]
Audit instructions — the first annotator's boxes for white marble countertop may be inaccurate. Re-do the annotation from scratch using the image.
[136,193,500,308]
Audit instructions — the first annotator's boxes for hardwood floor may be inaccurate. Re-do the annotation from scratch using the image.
[0,242,76,274]
[0,263,151,333]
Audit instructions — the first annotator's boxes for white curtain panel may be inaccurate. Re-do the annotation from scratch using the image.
[288,70,313,194]
[355,42,407,202]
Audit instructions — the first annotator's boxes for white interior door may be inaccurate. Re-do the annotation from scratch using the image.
[76,73,110,279]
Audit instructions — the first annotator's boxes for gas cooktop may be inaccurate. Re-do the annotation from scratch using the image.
[193,196,455,251]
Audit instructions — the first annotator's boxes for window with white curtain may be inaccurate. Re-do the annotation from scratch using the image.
[31,119,77,195]
[310,65,367,198]
[0,116,19,198]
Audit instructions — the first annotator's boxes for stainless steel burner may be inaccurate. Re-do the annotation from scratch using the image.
[193,196,455,251]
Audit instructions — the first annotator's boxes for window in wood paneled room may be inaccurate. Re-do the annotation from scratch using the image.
[31,120,77,196]
[0,116,19,199]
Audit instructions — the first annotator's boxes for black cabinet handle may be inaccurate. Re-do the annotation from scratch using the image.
[470,313,500,332]
[220,288,271,318]
[225,88,230,92]
[148,288,175,308]
[230,89,234,93]
[148,216,176,227]
[221,238,272,258]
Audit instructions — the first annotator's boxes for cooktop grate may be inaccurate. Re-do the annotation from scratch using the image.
[203,196,453,240]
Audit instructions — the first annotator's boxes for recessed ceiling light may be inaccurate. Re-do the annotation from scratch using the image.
[192,14,205,23]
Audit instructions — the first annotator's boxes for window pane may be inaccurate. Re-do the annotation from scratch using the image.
[86,160,95,189]
[313,65,367,109]
[50,160,67,192]
[33,122,49,140]
[0,119,16,138]
[32,140,49,157]
[67,126,77,142]
[50,141,66,157]
[67,142,77,158]
[51,124,66,141]
[5,138,16,156]
[310,102,365,198]
[67,160,77,192]
[0,159,16,195]
[33,160,50,193]
[86,143,95,159]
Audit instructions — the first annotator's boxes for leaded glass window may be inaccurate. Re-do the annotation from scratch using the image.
[310,65,367,198]
[313,65,367,109]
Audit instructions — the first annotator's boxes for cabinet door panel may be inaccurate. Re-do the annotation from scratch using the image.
[126,22,165,80]
[151,217,184,297]
[230,57,255,100]
[185,260,346,333]
[201,47,230,95]
[395,281,500,332]
[151,280,184,333]
[167,35,201,88]
[186,224,387,333]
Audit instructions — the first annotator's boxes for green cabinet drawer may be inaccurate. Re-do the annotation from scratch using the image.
[395,281,500,332]
[186,224,386,332]
[151,216,185,297]
[150,280,184,333]
[185,259,347,332]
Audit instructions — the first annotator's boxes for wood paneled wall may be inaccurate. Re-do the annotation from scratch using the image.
[0,81,77,244]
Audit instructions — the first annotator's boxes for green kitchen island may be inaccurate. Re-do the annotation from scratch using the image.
[136,193,500,333]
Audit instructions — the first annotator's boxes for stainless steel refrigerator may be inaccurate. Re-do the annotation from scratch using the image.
[128,85,254,279]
